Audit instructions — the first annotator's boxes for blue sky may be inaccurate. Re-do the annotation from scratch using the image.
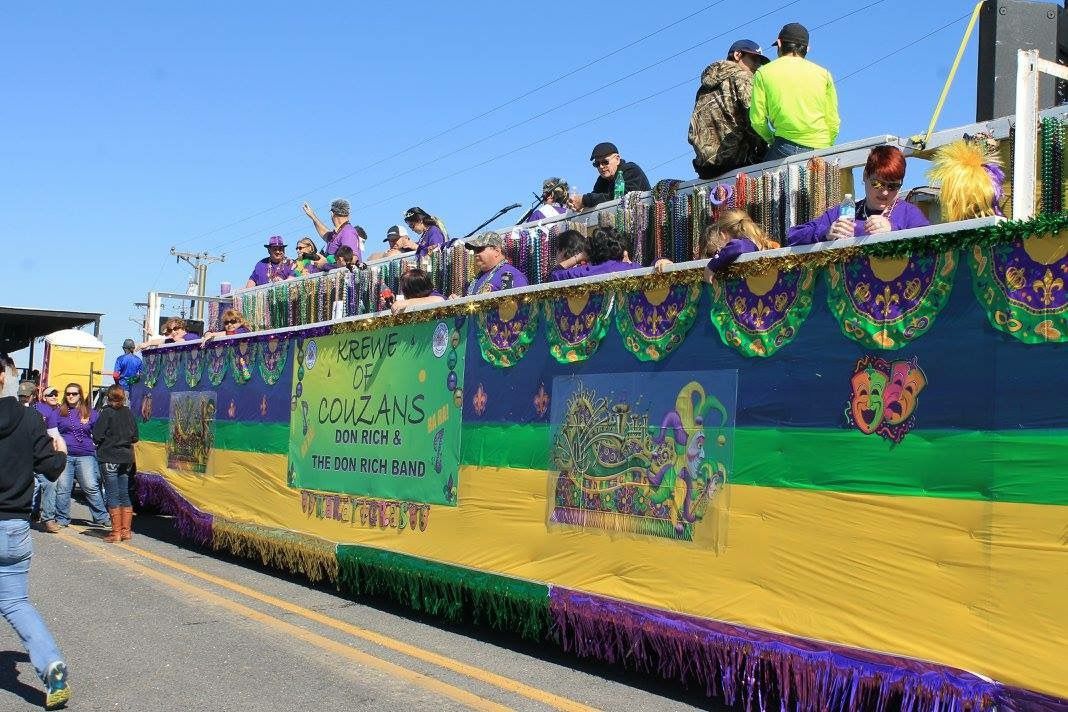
[1,0,980,370]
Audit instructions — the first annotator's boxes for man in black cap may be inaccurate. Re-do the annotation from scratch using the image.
[688,39,770,179]
[749,22,840,161]
[567,142,650,211]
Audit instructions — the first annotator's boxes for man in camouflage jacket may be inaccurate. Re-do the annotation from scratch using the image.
[688,39,769,180]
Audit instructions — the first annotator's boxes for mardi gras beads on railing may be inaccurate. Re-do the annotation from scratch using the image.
[688,186,709,260]
[668,186,689,263]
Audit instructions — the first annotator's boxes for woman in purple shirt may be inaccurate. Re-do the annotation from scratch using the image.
[403,207,448,258]
[551,226,640,281]
[54,383,110,528]
[787,146,929,246]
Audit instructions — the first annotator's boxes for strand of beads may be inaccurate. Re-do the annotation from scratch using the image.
[1053,119,1063,214]
[690,187,707,260]
[828,160,842,210]
[669,186,688,263]
[652,186,667,262]
[759,172,772,238]
[1041,117,1054,214]
[770,170,783,244]
[735,173,747,216]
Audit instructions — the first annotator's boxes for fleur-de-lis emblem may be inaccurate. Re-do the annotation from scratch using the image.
[533,383,550,418]
[749,299,771,329]
[732,296,747,315]
[472,383,488,415]
[1032,268,1064,306]
[875,286,901,318]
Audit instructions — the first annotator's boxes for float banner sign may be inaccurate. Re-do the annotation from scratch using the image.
[289,321,465,506]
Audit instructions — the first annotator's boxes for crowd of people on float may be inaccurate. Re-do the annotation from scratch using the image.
[222,21,939,310]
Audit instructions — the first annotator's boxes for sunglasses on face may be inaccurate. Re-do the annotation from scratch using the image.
[592,158,613,167]
[163,328,174,335]
[869,178,902,191]
[65,392,79,397]
[224,320,238,326]
[45,393,58,398]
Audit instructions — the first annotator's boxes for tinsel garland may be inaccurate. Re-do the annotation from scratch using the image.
[212,518,338,585]
[725,212,1068,279]
[336,545,551,640]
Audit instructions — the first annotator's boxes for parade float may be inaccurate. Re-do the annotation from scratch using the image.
[131,52,1068,711]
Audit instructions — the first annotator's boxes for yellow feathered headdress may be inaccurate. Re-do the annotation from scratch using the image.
[927,137,1005,222]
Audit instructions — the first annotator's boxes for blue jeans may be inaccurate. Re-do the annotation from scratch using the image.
[101,462,132,508]
[33,474,57,523]
[55,455,110,526]
[0,519,63,683]
[764,137,813,161]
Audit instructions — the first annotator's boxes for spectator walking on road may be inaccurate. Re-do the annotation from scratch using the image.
[0,354,72,709]
[54,383,110,529]
[92,385,139,543]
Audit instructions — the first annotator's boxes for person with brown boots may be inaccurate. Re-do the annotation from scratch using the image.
[91,385,138,543]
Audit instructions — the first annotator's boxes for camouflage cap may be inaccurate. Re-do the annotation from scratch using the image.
[464,232,504,250]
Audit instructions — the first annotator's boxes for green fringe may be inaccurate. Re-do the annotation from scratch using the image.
[863,211,1068,258]
[336,545,550,640]
[211,519,339,585]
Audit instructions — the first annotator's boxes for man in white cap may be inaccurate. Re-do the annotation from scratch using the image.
[367,225,419,261]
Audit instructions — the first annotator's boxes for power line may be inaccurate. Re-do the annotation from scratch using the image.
[170,1,731,248]
[205,1,807,255]
[838,12,970,83]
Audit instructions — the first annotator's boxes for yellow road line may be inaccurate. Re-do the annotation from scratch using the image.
[117,537,600,712]
[62,534,511,712]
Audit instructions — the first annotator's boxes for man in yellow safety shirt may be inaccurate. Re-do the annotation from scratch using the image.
[749,23,840,161]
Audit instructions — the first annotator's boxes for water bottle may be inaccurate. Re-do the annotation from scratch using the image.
[839,194,855,221]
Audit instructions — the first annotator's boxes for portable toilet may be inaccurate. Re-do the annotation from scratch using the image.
[41,329,106,398]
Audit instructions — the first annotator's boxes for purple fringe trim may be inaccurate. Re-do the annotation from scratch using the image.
[997,687,1068,712]
[133,472,213,546]
[549,588,1000,712]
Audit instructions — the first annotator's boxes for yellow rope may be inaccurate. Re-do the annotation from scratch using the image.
[912,1,986,148]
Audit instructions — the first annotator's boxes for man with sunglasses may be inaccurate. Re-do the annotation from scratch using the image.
[463,232,529,295]
[245,235,295,288]
[567,142,650,211]
[786,146,929,245]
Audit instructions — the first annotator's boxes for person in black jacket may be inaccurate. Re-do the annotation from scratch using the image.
[568,142,651,211]
[92,385,139,543]
[0,356,71,710]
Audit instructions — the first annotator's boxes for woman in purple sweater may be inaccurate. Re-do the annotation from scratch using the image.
[54,383,110,528]
[786,146,929,246]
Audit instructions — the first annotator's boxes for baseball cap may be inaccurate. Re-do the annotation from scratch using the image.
[464,232,504,250]
[43,387,58,397]
[385,225,408,242]
[17,381,35,398]
[774,23,809,47]
[727,39,770,64]
[590,142,619,161]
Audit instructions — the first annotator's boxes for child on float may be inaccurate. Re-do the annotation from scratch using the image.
[653,208,779,277]
[391,268,446,315]
[551,226,639,280]
[91,385,139,543]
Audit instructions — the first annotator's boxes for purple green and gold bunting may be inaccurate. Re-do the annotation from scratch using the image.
[476,297,540,368]
[183,348,205,388]
[228,341,254,384]
[708,267,815,357]
[615,283,701,361]
[545,291,614,364]
[970,230,1068,343]
[142,351,161,388]
[161,350,182,388]
[256,339,289,385]
[827,251,956,350]
[205,342,228,386]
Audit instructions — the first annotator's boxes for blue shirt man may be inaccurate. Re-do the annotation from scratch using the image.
[113,339,143,392]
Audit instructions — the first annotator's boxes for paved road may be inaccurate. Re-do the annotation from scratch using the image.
[0,503,725,711]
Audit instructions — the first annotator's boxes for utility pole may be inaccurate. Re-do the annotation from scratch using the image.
[170,248,226,322]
